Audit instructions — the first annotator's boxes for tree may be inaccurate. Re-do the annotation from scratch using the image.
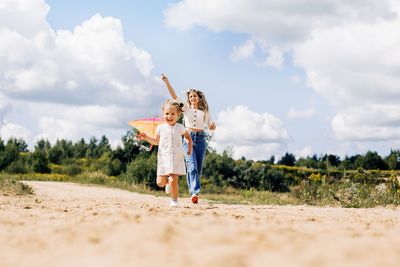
[7,138,28,152]
[296,156,319,169]
[48,139,74,164]
[362,151,388,170]
[73,138,88,158]
[0,142,20,170]
[339,154,362,170]
[278,153,296,166]
[322,154,341,167]
[85,137,98,159]
[32,149,50,173]
[35,139,51,151]
[113,130,141,164]
[97,135,111,157]
[386,150,400,170]
[0,138,5,151]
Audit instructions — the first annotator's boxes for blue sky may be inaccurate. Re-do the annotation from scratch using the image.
[1,0,400,160]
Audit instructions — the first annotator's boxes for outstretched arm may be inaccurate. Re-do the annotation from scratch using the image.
[183,131,193,155]
[161,73,177,100]
[136,133,159,146]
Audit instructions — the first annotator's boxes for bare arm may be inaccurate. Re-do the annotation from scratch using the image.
[161,73,177,100]
[183,131,193,155]
[136,133,159,146]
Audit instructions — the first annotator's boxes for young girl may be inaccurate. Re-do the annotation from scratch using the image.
[161,73,216,204]
[137,100,193,207]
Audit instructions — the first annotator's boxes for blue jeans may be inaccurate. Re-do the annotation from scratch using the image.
[183,131,206,196]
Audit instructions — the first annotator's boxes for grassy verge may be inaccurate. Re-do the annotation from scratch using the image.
[4,172,400,207]
[0,174,34,195]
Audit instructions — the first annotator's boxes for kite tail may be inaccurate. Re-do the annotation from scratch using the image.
[139,144,153,152]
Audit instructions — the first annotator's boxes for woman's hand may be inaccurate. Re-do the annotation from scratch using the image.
[161,73,168,82]
[136,132,147,140]
[209,122,216,131]
[187,146,193,156]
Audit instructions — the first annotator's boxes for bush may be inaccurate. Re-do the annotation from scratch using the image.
[5,160,29,174]
[62,164,82,176]
[262,168,290,192]
[32,150,51,173]
[125,153,157,189]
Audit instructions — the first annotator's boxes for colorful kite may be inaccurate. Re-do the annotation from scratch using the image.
[128,117,164,151]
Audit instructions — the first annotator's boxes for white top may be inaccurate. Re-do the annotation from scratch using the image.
[176,97,212,130]
[156,123,186,175]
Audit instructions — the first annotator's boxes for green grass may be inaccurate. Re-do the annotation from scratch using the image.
[0,174,34,195]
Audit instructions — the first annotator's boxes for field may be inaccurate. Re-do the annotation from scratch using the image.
[1,181,400,267]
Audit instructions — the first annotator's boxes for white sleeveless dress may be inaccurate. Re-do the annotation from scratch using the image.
[156,123,186,176]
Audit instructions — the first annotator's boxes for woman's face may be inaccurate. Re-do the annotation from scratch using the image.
[188,90,200,106]
[163,104,179,126]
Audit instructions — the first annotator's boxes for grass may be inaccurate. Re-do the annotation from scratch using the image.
[0,174,34,195]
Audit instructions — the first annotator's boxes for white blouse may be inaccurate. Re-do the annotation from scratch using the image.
[176,97,212,130]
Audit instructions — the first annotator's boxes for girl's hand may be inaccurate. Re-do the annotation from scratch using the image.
[161,73,168,82]
[136,132,147,140]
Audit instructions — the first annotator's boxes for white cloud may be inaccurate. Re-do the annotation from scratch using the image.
[0,0,51,38]
[294,145,313,159]
[165,0,400,143]
[263,46,284,69]
[164,0,395,54]
[212,105,290,159]
[0,0,166,147]
[35,117,78,143]
[288,107,316,119]
[293,12,400,141]
[0,2,162,106]
[230,40,255,62]
[25,101,156,145]
[0,121,31,141]
[0,93,11,123]
[331,103,400,141]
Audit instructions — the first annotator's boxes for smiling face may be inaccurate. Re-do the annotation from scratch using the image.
[188,90,200,107]
[162,103,179,126]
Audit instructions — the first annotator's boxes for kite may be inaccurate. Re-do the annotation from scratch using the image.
[128,117,164,151]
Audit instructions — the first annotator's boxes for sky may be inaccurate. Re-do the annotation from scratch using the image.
[1,0,400,161]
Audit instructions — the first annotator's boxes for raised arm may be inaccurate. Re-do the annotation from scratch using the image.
[161,73,177,100]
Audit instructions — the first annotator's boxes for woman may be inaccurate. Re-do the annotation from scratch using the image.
[161,73,216,204]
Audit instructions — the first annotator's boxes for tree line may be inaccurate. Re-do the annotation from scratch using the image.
[1,132,399,192]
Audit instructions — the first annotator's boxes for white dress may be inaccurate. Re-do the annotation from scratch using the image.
[156,123,186,176]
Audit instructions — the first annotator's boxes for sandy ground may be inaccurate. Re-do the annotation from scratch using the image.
[0,181,400,267]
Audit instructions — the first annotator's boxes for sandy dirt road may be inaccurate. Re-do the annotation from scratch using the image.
[1,181,400,267]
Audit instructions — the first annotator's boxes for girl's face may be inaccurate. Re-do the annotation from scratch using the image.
[163,104,179,126]
[188,90,200,106]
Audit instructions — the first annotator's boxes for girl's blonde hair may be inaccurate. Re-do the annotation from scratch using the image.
[186,89,209,112]
[162,100,184,115]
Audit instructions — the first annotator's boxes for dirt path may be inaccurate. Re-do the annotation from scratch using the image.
[1,181,399,267]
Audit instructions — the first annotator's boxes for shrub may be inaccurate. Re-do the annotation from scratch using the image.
[32,150,51,173]
[125,153,157,189]
[5,160,29,174]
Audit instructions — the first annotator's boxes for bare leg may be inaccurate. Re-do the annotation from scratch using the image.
[169,174,179,200]
[157,175,168,188]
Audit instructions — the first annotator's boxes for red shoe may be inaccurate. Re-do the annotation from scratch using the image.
[191,195,198,204]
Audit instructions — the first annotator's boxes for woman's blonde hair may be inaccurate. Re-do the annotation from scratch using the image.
[186,89,209,112]
[162,100,184,115]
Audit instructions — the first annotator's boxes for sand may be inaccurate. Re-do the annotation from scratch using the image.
[0,181,399,267]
